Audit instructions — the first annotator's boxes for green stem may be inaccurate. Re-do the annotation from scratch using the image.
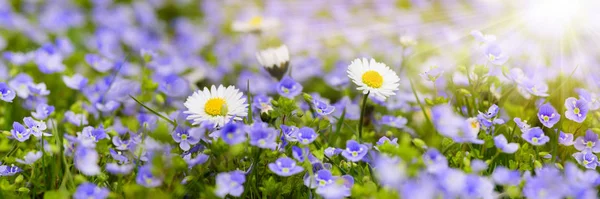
[358,92,370,141]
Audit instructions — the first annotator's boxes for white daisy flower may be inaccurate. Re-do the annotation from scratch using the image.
[256,45,289,80]
[347,58,400,100]
[232,16,279,33]
[184,85,248,127]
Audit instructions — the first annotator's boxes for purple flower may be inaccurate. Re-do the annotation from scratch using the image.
[252,94,273,114]
[247,122,278,150]
[423,148,448,173]
[276,76,302,99]
[0,163,22,176]
[484,43,509,65]
[576,88,600,111]
[73,183,109,199]
[316,175,353,199]
[341,140,369,162]
[513,117,531,132]
[31,103,54,120]
[565,97,589,123]
[109,149,129,164]
[11,122,31,142]
[106,163,134,175]
[281,124,299,142]
[324,147,342,158]
[419,66,444,82]
[574,130,600,153]
[537,103,560,128]
[183,153,209,168]
[0,82,15,102]
[380,115,407,129]
[27,83,50,96]
[85,54,113,72]
[15,151,42,165]
[297,127,317,145]
[268,157,304,177]
[8,73,33,98]
[559,131,575,146]
[74,146,100,176]
[492,166,521,185]
[62,74,88,90]
[521,127,550,146]
[292,146,317,163]
[521,79,549,97]
[158,74,189,97]
[494,134,519,153]
[215,170,246,198]
[23,117,49,137]
[172,126,201,151]
[65,111,88,126]
[375,136,398,150]
[432,105,483,144]
[136,165,162,188]
[313,99,335,116]
[573,151,598,169]
[374,155,406,187]
[95,100,120,113]
[217,122,247,145]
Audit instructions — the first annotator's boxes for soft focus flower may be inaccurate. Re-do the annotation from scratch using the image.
[15,151,42,165]
[574,130,600,153]
[11,122,31,142]
[74,146,100,176]
[564,97,589,123]
[484,43,509,65]
[172,126,201,151]
[312,99,335,116]
[73,183,109,199]
[521,127,550,146]
[232,16,278,33]
[374,155,406,187]
[297,127,317,145]
[23,117,49,137]
[492,166,521,186]
[380,115,408,129]
[537,103,560,128]
[62,74,88,90]
[494,134,519,153]
[215,170,246,198]
[559,131,575,146]
[432,105,484,144]
[573,151,598,169]
[276,76,302,98]
[32,103,54,120]
[423,149,448,173]
[341,140,369,162]
[256,45,289,80]
[247,122,278,150]
[347,58,400,100]
[136,165,162,188]
[0,82,15,102]
[217,122,247,145]
[268,157,304,177]
[184,85,248,127]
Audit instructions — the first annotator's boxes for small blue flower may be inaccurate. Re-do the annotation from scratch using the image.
[276,76,302,99]
[537,103,560,128]
[574,130,600,153]
[8,73,33,98]
[85,54,113,72]
[380,115,407,129]
[217,122,247,145]
[106,163,134,175]
[573,151,598,169]
[0,163,22,176]
[136,165,162,188]
[484,43,509,65]
[558,131,575,146]
[341,140,369,162]
[64,111,88,126]
[15,151,42,166]
[513,117,531,132]
[215,170,246,198]
[313,99,335,116]
[95,100,120,113]
[521,79,549,97]
[172,126,201,151]
[492,166,521,185]
[374,155,406,187]
[158,74,189,97]
[0,82,15,102]
[521,127,550,146]
[494,134,519,153]
[324,147,342,158]
[281,124,299,142]
[27,82,50,96]
[62,74,88,90]
[109,149,129,164]
[247,122,278,150]
[183,153,209,168]
[31,103,54,120]
[11,122,31,142]
[23,117,49,137]
[419,66,444,82]
[292,146,318,163]
[252,94,273,114]
[423,148,448,173]
[74,146,100,176]
[565,97,589,123]
[297,127,317,145]
[268,157,304,177]
[73,183,109,199]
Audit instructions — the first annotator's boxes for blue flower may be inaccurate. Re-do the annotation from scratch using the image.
[492,166,521,185]
[432,105,483,144]
[521,127,550,146]
[375,136,398,151]
[419,66,444,82]
[494,134,519,153]
[65,111,88,126]
[574,130,600,153]
[74,146,100,176]
[95,100,120,113]
[537,103,560,128]
[576,88,600,111]
[62,74,88,90]
[158,74,190,97]
[565,97,589,123]
[109,149,129,164]
[215,170,246,198]
[513,117,531,132]
[11,122,31,142]
[380,115,407,129]
[15,151,42,166]
[315,175,353,199]
[136,165,162,188]
[313,99,335,116]
[559,131,575,146]
[374,155,406,187]
[247,122,278,150]
[341,140,369,162]
[0,82,15,102]
[331,96,360,120]
[0,163,22,176]
[268,157,304,177]
[573,151,598,169]
[292,146,317,163]
[217,122,247,145]
[8,73,33,98]
[73,183,109,199]
[297,127,317,145]
[183,153,209,168]
[324,147,342,158]
[85,54,113,72]
[521,79,549,97]
[23,117,49,137]
[462,174,495,198]
[172,126,201,151]
[27,82,50,96]
[31,103,54,120]
[276,76,302,99]
[281,124,299,142]
[252,94,273,114]
[423,149,448,173]
[484,43,509,65]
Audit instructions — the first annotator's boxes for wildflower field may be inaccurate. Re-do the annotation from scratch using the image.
[2,0,600,198]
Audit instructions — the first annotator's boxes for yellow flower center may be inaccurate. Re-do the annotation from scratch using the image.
[587,141,594,148]
[249,16,263,26]
[470,121,479,128]
[204,98,227,116]
[145,178,152,185]
[574,108,580,115]
[181,134,188,140]
[282,168,289,173]
[352,151,358,157]
[532,137,538,143]
[361,70,383,88]
[543,115,549,122]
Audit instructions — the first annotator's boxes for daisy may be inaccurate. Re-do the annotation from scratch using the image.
[184,85,248,128]
[256,45,289,80]
[347,58,400,100]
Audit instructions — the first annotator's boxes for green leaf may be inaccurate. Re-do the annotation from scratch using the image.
[43,189,70,199]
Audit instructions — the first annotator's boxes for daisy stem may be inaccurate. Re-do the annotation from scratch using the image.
[358,92,370,141]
